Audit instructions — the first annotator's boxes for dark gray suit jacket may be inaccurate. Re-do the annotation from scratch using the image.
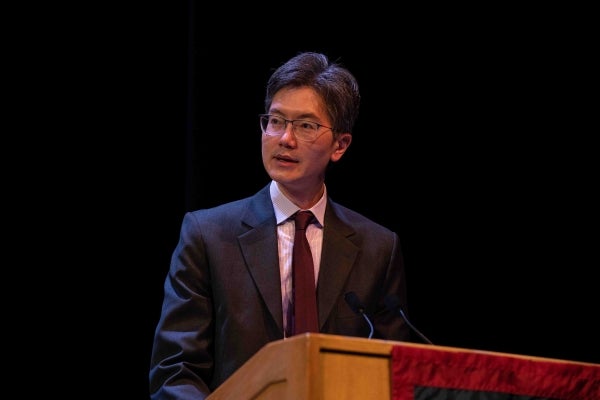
[149,183,410,399]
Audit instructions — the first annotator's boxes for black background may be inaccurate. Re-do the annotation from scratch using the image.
[48,3,597,398]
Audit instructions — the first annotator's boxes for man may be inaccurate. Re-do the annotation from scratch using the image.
[149,51,411,399]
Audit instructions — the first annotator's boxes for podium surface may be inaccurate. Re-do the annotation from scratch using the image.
[207,333,599,400]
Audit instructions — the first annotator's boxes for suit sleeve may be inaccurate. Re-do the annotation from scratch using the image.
[149,212,214,400]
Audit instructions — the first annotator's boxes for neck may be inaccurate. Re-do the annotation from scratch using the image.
[278,181,325,210]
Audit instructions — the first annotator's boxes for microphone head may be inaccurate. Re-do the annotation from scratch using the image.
[344,291,364,314]
[345,291,375,339]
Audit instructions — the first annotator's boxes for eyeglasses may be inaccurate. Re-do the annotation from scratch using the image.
[259,114,333,142]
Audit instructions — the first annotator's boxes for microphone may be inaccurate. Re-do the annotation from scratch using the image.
[384,294,433,345]
[344,291,374,339]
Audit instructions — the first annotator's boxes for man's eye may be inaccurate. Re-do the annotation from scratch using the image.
[300,122,317,130]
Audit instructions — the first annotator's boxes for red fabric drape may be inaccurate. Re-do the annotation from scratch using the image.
[391,345,600,400]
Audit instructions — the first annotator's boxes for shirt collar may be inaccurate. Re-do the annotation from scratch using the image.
[269,180,326,227]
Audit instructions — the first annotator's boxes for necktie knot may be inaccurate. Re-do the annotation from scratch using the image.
[295,211,315,231]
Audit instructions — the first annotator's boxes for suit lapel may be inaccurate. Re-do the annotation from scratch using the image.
[238,186,284,333]
[317,203,359,329]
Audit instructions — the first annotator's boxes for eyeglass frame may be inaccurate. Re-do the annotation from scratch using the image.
[259,113,334,142]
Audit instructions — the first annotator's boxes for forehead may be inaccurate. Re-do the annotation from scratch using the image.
[269,87,327,120]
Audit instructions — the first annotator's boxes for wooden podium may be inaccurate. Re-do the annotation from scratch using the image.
[207,333,599,400]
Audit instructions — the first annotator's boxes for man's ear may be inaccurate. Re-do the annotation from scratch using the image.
[331,133,352,162]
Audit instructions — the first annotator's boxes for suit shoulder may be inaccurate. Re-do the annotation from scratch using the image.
[184,184,272,226]
[328,201,396,237]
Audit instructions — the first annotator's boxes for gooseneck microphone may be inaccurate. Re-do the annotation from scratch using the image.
[384,294,433,345]
[344,291,374,339]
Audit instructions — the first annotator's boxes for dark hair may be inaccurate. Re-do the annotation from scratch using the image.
[264,52,360,135]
